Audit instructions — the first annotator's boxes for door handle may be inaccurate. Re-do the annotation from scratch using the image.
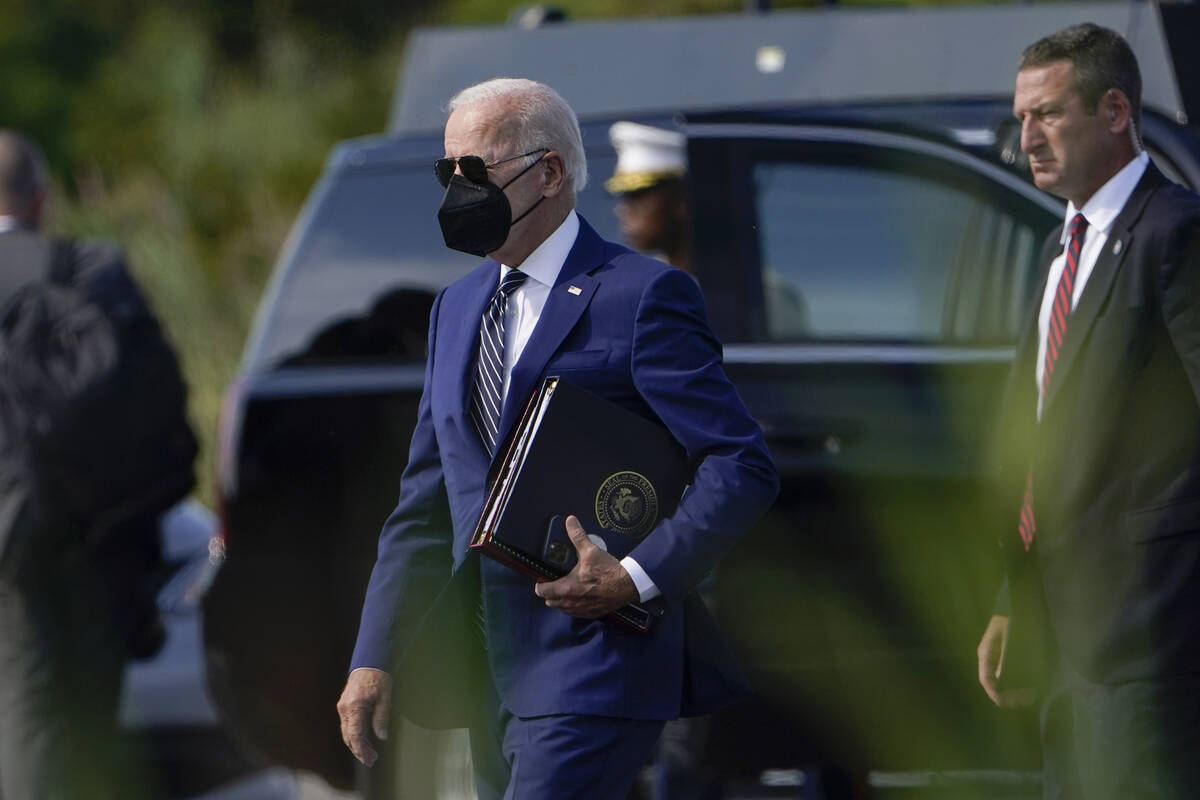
[758,420,853,454]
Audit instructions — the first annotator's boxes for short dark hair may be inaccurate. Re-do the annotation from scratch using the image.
[1019,23,1142,124]
[0,130,48,215]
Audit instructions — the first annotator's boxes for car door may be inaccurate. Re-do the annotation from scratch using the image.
[687,121,1062,774]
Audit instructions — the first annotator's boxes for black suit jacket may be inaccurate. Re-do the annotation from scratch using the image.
[0,230,156,560]
[0,230,153,322]
[997,163,1200,685]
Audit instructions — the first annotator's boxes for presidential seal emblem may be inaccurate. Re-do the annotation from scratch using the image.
[594,471,658,539]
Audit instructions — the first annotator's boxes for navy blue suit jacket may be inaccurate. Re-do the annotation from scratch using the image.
[350,216,778,722]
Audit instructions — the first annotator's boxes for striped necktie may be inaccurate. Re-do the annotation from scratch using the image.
[469,269,528,454]
[1018,213,1088,550]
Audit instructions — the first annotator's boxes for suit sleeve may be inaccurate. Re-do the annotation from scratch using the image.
[1157,214,1200,403]
[349,290,455,671]
[69,240,155,321]
[626,267,780,603]
[991,579,1011,616]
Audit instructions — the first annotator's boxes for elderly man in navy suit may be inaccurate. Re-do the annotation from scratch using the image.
[337,78,778,799]
[977,24,1200,799]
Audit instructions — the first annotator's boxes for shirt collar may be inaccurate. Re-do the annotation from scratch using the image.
[502,210,579,288]
[1061,151,1150,243]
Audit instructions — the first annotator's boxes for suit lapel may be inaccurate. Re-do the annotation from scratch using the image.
[443,262,501,444]
[494,218,606,449]
[1042,165,1166,413]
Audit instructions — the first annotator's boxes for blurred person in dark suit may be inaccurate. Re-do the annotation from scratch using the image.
[0,129,193,799]
[975,25,1200,799]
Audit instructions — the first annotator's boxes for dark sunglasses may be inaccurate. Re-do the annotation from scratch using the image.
[434,148,548,187]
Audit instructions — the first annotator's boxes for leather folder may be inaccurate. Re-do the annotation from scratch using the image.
[469,377,690,631]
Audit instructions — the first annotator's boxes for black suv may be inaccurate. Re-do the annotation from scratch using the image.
[203,3,1200,794]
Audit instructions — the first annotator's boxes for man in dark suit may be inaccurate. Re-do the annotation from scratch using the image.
[975,24,1200,799]
[0,130,164,799]
[337,79,779,799]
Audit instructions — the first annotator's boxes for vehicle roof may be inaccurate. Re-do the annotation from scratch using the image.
[332,104,1009,174]
[389,2,1196,137]
[325,115,676,172]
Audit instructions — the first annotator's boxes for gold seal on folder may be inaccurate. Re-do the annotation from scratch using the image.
[595,471,658,539]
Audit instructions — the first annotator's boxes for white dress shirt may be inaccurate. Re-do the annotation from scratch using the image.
[499,210,660,602]
[1035,151,1149,417]
[499,211,578,403]
[0,216,22,233]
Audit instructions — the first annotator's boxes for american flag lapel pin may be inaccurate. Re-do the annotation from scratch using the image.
[1112,239,1123,255]
[568,285,582,296]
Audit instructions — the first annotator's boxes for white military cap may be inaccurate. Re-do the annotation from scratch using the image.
[604,121,687,194]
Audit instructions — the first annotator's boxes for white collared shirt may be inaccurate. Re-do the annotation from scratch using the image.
[496,210,659,602]
[0,215,23,233]
[499,210,579,403]
[1035,151,1149,416]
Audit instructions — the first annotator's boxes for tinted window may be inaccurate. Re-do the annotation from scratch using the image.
[751,158,1044,343]
[250,153,623,372]
[250,165,471,370]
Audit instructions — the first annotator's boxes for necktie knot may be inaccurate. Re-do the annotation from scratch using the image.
[1069,213,1088,242]
[497,269,528,298]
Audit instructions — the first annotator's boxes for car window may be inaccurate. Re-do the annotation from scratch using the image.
[751,158,1045,344]
[250,165,473,370]
[250,153,623,372]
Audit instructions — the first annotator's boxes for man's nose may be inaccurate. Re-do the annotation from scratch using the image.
[1019,118,1042,154]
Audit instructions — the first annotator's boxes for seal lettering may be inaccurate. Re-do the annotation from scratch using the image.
[594,471,659,539]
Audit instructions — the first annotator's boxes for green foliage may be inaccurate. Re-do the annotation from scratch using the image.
[0,1,115,169]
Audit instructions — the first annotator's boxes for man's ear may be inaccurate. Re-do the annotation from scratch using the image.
[541,151,567,198]
[1102,88,1133,135]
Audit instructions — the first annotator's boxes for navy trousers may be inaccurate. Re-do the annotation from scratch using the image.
[471,707,664,800]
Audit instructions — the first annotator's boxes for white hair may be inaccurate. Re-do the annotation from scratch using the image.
[446,78,589,196]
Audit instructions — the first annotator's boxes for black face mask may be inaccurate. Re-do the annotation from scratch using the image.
[437,153,547,257]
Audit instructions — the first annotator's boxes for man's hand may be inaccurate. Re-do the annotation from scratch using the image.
[976,614,1035,709]
[337,668,392,767]
[534,515,640,617]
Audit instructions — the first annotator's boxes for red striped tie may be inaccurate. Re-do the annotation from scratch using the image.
[1017,213,1088,550]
